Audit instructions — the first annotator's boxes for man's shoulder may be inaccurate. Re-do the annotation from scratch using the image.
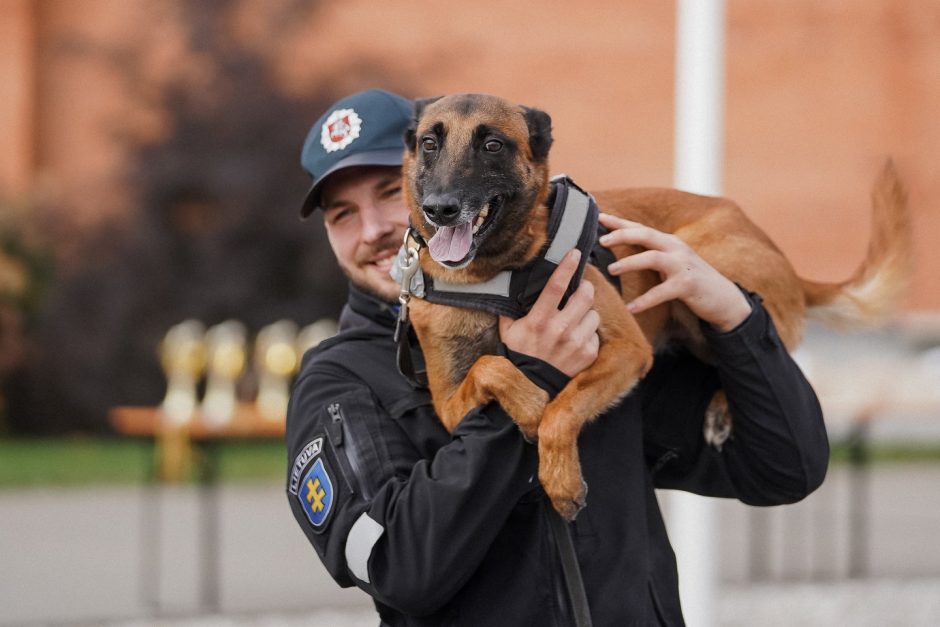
[295,321,429,416]
[287,331,395,436]
[299,325,395,381]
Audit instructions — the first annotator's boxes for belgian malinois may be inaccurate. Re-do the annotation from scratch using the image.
[399,93,910,520]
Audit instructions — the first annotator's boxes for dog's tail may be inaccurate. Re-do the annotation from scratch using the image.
[801,160,913,330]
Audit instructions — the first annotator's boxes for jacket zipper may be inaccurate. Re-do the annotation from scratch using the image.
[327,402,372,500]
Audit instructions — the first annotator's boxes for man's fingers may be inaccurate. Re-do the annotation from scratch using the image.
[530,249,581,318]
[555,278,594,326]
[599,221,677,253]
[570,307,601,341]
[627,281,680,314]
[599,224,665,249]
[598,212,641,230]
[607,250,673,276]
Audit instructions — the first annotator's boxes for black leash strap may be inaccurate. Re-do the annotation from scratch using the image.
[547,506,593,627]
[395,318,428,389]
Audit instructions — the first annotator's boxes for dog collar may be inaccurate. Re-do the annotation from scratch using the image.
[395,175,614,319]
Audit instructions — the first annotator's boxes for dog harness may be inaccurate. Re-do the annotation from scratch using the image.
[392,175,617,389]
[394,175,616,319]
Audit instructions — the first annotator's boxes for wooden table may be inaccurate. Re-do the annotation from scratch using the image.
[111,404,286,440]
[110,405,285,615]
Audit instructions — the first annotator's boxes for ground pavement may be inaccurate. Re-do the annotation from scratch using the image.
[2,463,940,626]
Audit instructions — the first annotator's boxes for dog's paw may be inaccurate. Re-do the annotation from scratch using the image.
[704,391,733,451]
[539,444,588,521]
[549,478,588,522]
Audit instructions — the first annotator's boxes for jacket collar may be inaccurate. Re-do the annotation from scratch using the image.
[342,283,399,331]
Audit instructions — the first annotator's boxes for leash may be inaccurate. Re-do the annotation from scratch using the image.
[547,504,594,627]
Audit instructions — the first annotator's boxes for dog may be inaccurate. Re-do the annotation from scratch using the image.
[397,92,910,520]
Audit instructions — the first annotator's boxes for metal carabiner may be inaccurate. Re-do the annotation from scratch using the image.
[396,228,421,324]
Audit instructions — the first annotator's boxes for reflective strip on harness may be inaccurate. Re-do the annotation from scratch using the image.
[545,184,590,264]
[430,270,513,298]
[345,512,385,584]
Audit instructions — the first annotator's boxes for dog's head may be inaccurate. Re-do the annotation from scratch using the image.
[402,93,554,279]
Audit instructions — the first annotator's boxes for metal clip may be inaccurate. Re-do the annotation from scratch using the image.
[394,228,421,342]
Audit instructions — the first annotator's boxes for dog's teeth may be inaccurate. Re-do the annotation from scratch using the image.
[471,205,490,235]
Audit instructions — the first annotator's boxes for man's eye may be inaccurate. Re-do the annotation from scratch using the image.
[384,186,402,199]
[483,139,503,153]
[421,137,438,152]
[327,208,353,225]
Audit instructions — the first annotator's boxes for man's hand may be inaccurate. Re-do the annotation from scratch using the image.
[498,250,600,377]
[598,213,752,332]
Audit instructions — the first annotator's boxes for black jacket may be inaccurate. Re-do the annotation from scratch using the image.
[286,284,829,626]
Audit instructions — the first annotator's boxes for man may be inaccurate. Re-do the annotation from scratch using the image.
[286,88,828,626]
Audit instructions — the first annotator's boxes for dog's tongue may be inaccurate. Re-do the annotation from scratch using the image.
[428,222,474,263]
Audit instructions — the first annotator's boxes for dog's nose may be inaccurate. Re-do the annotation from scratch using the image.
[422,194,461,225]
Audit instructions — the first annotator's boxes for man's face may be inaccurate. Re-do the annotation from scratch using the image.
[320,165,409,302]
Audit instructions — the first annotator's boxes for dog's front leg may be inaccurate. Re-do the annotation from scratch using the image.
[440,355,548,436]
[538,269,654,520]
[410,300,548,435]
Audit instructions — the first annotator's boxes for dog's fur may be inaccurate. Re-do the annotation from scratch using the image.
[401,93,911,520]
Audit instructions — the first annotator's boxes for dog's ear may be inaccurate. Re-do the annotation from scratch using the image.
[523,106,553,162]
[404,96,443,152]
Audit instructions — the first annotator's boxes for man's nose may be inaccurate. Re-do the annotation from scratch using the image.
[360,206,395,243]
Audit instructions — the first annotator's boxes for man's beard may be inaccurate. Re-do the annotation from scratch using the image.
[344,235,401,303]
[347,271,396,303]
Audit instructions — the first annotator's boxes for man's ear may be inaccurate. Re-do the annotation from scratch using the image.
[522,106,553,162]
[404,96,443,152]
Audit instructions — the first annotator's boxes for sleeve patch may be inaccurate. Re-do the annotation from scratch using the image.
[289,437,324,495]
[297,457,336,529]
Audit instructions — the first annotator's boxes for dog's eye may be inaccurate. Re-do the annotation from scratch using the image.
[483,139,503,153]
[421,137,438,152]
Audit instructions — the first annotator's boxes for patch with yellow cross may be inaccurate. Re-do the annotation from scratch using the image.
[298,457,335,529]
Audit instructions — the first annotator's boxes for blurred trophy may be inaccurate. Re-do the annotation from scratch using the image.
[255,320,299,421]
[296,318,339,355]
[159,319,207,426]
[201,320,247,427]
[158,319,207,481]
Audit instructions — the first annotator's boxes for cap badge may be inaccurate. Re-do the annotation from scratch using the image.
[320,108,362,153]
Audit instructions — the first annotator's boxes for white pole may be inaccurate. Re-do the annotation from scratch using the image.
[669,1,725,626]
[674,0,725,195]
